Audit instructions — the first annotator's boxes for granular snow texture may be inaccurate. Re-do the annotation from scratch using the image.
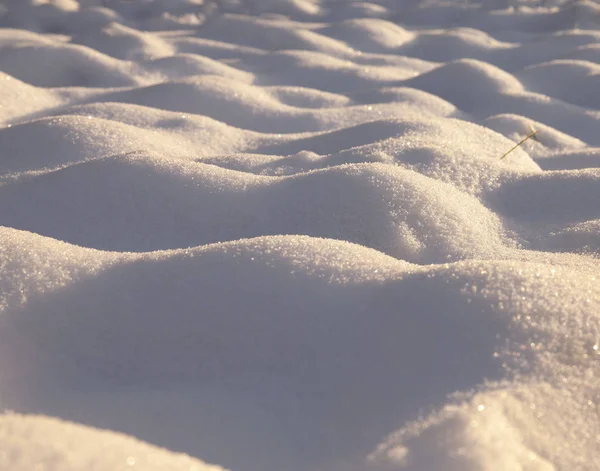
[1,1,600,470]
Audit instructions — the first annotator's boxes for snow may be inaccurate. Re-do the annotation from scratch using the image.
[0,413,226,471]
[0,0,599,470]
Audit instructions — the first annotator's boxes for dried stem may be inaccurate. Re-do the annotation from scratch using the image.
[499,130,539,160]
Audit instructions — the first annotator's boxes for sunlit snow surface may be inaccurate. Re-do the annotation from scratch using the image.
[1,0,600,470]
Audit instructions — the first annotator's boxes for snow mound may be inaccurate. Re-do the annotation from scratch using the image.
[319,19,415,52]
[0,41,139,87]
[368,384,595,471]
[0,156,511,261]
[1,228,599,470]
[0,413,226,471]
[405,59,524,112]
[72,22,175,61]
[0,72,61,125]
[517,59,600,109]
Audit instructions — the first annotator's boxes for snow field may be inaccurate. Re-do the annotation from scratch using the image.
[1,1,600,470]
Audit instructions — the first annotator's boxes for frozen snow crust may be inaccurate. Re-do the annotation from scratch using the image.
[1,1,600,470]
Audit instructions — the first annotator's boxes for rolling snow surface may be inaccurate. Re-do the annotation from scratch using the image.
[1,1,600,470]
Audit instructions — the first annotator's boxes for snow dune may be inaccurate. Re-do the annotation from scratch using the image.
[1,1,599,470]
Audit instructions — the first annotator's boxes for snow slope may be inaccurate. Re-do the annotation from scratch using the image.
[1,1,599,470]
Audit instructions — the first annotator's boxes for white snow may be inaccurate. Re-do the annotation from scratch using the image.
[1,1,599,470]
